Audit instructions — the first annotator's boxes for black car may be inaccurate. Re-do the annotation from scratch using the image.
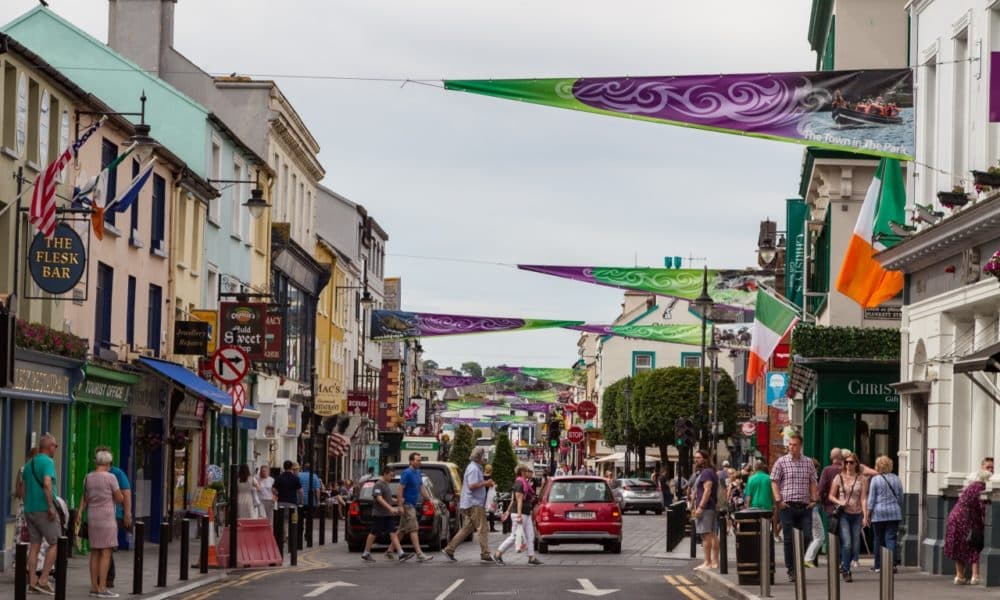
[345,475,450,553]
[389,461,463,539]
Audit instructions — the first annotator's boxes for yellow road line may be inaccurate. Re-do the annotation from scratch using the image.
[687,585,714,600]
[676,575,693,585]
[664,575,678,585]
[675,585,702,600]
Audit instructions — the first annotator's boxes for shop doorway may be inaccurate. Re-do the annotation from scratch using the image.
[855,412,898,471]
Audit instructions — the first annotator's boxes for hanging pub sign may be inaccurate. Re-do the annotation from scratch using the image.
[173,321,209,355]
[263,305,285,364]
[27,223,86,295]
[219,302,266,361]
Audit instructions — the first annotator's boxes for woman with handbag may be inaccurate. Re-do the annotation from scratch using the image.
[944,470,990,585]
[864,456,903,573]
[77,449,124,598]
[493,463,542,566]
[828,450,867,582]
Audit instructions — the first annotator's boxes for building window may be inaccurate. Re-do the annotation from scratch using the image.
[206,268,218,309]
[94,262,114,353]
[15,72,28,157]
[922,56,938,206]
[151,174,165,251]
[38,89,50,166]
[26,79,39,165]
[147,284,162,357]
[952,30,969,182]
[680,352,701,368]
[126,275,136,348]
[129,159,140,235]
[231,159,243,238]
[632,351,654,376]
[209,139,221,223]
[101,138,119,225]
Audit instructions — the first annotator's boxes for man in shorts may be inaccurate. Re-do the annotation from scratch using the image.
[692,449,719,571]
[24,434,61,595]
[361,466,413,562]
[398,452,433,562]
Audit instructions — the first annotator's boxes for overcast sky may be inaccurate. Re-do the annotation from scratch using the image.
[4,1,815,370]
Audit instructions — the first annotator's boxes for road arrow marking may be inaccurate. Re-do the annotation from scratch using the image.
[435,579,464,600]
[303,581,357,597]
[568,578,619,597]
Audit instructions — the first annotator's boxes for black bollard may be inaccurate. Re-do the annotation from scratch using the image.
[689,515,697,558]
[319,503,326,546]
[54,537,68,600]
[274,507,285,558]
[180,518,190,581]
[134,522,145,595]
[306,508,313,548]
[665,507,669,553]
[289,509,298,566]
[826,529,840,600]
[719,513,728,575]
[66,509,76,558]
[332,504,338,543]
[156,521,169,588]
[199,516,209,574]
[15,543,27,600]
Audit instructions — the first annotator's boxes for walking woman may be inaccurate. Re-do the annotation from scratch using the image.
[944,470,990,585]
[77,450,123,598]
[828,450,867,582]
[236,464,259,519]
[865,455,903,573]
[494,463,542,565]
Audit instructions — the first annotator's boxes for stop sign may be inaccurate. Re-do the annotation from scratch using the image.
[577,400,597,421]
[567,425,585,445]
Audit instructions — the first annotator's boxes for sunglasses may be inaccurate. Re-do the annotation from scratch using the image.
[845,460,856,464]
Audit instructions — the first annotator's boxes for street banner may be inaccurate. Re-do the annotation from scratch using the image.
[219,302,266,361]
[785,198,808,308]
[713,323,752,350]
[499,366,578,386]
[446,69,914,159]
[369,309,583,340]
[515,389,558,402]
[520,265,768,313]
[437,375,485,387]
[566,323,705,345]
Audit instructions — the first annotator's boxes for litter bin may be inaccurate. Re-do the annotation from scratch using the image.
[665,501,688,551]
[734,509,775,585]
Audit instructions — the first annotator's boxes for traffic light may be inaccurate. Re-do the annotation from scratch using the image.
[674,418,696,447]
[548,418,562,441]
[682,418,696,446]
[550,438,559,448]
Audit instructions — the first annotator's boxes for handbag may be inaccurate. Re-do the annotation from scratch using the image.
[78,519,89,540]
[966,527,985,551]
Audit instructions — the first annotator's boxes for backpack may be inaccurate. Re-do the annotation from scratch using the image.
[714,472,730,513]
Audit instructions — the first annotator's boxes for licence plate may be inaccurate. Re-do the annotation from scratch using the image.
[566,511,596,520]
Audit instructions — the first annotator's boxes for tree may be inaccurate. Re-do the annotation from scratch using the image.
[600,378,627,447]
[450,424,476,473]
[461,361,483,378]
[422,359,439,374]
[491,432,517,492]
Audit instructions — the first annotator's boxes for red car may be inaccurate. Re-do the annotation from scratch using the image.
[533,476,622,554]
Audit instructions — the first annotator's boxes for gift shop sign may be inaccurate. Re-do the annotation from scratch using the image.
[263,307,284,364]
[219,302,266,361]
[27,223,86,295]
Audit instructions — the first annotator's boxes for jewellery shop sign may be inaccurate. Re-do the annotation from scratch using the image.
[28,223,87,295]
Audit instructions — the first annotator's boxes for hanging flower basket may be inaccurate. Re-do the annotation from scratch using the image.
[984,251,1000,282]
[938,189,970,209]
[169,430,190,449]
[973,169,1000,188]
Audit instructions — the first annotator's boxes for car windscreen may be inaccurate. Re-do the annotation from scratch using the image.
[624,479,656,489]
[548,480,613,503]
[359,477,432,502]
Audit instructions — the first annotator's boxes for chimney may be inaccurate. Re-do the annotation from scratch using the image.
[107,0,176,76]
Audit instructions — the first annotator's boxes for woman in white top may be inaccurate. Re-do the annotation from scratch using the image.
[256,466,275,521]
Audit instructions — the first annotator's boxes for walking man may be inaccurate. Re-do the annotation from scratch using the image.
[361,465,413,562]
[692,449,719,570]
[770,433,819,582]
[273,459,302,548]
[443,447,495,562]
[399,452,433,562]
[24,434,60,596]
[96,446,131,590]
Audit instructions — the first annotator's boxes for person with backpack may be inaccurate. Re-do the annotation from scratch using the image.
[865,455,903,574]
[692,449,720,570]
[23,434,62,596]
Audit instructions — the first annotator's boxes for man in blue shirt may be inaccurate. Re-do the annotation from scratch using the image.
[24,434,60,595]
[296,463,322,548]
[96,446,131,589]
[443,447,494,562]
[398,452,433,562]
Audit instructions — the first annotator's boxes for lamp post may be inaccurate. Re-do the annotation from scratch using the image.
[624,380,632,477]
[692,267,715,453]
[707,341,720,464]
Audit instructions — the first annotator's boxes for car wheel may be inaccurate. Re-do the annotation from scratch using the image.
[538,541,549,554]
[610,541,622,554]
[639,509,647,515]
[655,509,664,515]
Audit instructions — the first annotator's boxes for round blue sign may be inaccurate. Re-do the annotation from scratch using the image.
[28,223,86,295]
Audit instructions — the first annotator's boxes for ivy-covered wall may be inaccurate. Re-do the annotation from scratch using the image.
[791,323,900,360]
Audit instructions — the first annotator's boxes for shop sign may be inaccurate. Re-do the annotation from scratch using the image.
[772,343,791,369]
[766,372,789,406]
[263,306,284,364]
[347,391,370,415]
[173,321,209,355]
[817,374,900,408]
[403,396,427,425]
[863,305,901,321]
[401,440,440,451]
[314,377,343,416]
[80,379,129,403]
[14,366,69,396]
[219,302,266,361]
[27,223,86,295]
[191,310,218,354]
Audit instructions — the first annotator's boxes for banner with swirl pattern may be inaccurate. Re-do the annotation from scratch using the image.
[445,70,913,159]
[566,323,704,345]
[370,309,584,340]
[499,366,579,386]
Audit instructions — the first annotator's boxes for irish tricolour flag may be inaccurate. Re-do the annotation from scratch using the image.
[835,158,905,307]
[747,288,799,385]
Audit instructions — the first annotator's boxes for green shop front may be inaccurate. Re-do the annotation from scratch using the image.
[797,359,900,469]
[68,363,139,549]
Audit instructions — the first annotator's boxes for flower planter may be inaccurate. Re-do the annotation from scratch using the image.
[985,251,1000,282]
[972,170,1000,188]
[937,190,970,208]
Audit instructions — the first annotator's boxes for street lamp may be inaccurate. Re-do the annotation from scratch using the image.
[707,342,721,464]
[208,169,270,220]
[624,379,632,477]
[76,92,159,162]
[693,267,714,453]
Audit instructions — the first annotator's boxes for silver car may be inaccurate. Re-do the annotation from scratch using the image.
[610,478,663,514]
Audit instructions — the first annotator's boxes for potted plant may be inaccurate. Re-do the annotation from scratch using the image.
[972,164,1000,189]
[938,185,970,209]
[984,251,1000,282]
[169,429,190,449]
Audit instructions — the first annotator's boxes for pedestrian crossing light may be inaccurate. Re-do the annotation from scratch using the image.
[549,438,559,448]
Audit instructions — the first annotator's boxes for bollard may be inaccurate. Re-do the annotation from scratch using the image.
[793,528,807,600]
[54,537,68,600]
[827,530,840,600]
[289,509,298,566]
[332,504,339,543]
[719,514,728,575]
[689,516,697,558]
[180,518,190,581]
[66,509,76,558]
[759,517,771,599]
[134,521,145,595]
[879,546,894,600]
[199,516,209,574]
[306,507,313,548]
[319,503,326,546]
[156,521,169,588]
[15,543,27,600]
[274,507,285,558]
[665,507,670,553]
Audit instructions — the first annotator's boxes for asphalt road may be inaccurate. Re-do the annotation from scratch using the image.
[184,514,720,600]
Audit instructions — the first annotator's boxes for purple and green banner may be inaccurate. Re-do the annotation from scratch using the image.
[434,374,513,388]
[446,69,913,159]
[500,366,579,386]
[370,309,583,341]
[567,323,704,345]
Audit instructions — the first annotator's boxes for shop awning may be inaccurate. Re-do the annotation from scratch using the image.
[954,341,1000,374]
[138,357,231,406]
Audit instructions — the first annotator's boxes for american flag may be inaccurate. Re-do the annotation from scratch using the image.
[29,118,103,237]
